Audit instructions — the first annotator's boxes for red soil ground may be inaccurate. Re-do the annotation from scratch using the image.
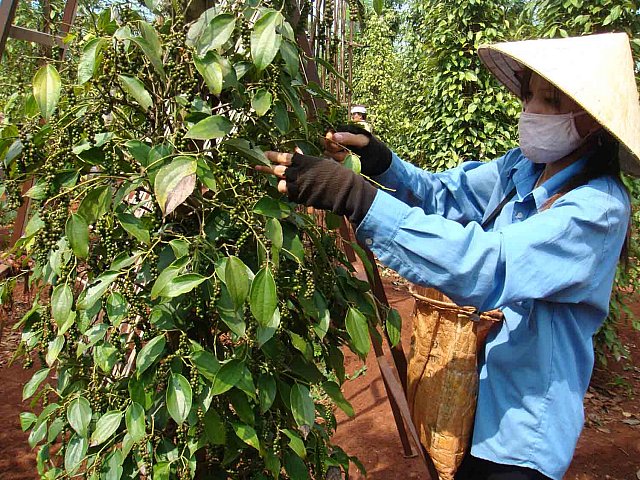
[1,277,639,479]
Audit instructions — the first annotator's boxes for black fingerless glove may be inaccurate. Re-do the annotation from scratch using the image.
[336,124,392,176]
[285,153,377,225]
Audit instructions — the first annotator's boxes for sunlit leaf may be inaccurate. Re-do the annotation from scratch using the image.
[166,373,192,425]
[252,89,272,116]
[33,64,61,121]
[346,307,370,356]
[185,115,233,140]
[66,214,89,259]
[67,397,92,438]
[136,334,166,376]
[118,75,153,111]
[251,10,284,71]
[90,410,122,446]
[153,156,197,217]
[250,267,277,326]
[290,384,315,428]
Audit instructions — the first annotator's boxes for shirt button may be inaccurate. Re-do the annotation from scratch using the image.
[515,212,524,220]
[365,238,373,246]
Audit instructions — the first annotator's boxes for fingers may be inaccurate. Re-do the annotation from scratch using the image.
[256,151,292,194]
[255,164,287,178]
[265,150,293,165]
[327,131,370,149]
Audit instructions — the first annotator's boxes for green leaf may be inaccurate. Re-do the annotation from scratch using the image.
[116,212,151,245]
[77,271,119,310]
[118,75,153,111]
[250,267,277,326]
[136,334,166,376]
[252,89,272,116]
[185,115,233,140]
[125,140,151,166]
[159,273,206,298]
[258,374,276,413]
[66,214,89,259]
[284,450,310,479]
[372,0,384,14]
[386,308,402,347]
[282,428,306,459]
[253,196,293,218]
[67,397,92,438]
[224,256,250,308]
[251,10,283,72]
[51,284,73,326]
[194,13,236,56]
[191,350,220,380]
[154,156,197,217]
[223,138,269,166]
[125,402,146,443]
[130,36,166,80]
[257,307,280,347]
[343,154,361,175]
[204,408,226,445]
[322,381,354,417]
[33,64,61,121]
[290,384,315,428]
[138,20,162,60]
[20,412,37,431]
[279,40,299,76]
[48,416,65,443]
[211,359,244,396]
[194,53,223,95]
[166,373,192,425]
[77,186,111,224]
[346,307,370,356]
[78,38,106,84]
[150,260,186,300]
[90,410,122,446]
[232,422,261,451]
[169,239,190,258]
[106,292,127,326]
[265,218,283,249]
[23,368,50,400]
[64,435,88,474]
[46,335,65,366]
[102,449,124,479]
[94,343,118,373]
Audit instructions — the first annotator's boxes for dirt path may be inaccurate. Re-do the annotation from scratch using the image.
[332,279,640,480]
[1,279,639,479]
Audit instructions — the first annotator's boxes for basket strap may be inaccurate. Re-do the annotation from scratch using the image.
[481,187,517,230]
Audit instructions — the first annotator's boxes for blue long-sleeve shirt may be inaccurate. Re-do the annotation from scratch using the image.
[356,148,630,480]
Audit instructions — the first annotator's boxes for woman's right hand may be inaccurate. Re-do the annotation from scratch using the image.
[324,124,392,176]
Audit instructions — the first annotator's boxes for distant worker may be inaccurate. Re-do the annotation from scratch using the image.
[350,105,371,132]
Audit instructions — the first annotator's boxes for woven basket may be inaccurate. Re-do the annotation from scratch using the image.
[407,287,502,480]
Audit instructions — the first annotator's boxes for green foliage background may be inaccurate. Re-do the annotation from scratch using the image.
[351,0,640,360]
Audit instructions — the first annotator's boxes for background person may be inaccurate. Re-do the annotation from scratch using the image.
[350,104,372,132]
[257,33,640,480]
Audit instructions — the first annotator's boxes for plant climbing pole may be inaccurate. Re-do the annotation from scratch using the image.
[293,1,438,476]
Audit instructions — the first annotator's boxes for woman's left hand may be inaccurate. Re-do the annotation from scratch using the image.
[255,151,295,194]
[253,149,378,225]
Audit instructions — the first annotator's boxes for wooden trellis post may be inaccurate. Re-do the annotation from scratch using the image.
[0,0,77,278]
[294,2,439,475]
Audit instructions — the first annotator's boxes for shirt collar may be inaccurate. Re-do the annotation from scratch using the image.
[509,150,588,210]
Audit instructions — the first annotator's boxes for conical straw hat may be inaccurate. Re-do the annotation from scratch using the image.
[478,33,640,175]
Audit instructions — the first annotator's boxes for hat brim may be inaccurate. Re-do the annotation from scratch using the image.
[478,35,640,176]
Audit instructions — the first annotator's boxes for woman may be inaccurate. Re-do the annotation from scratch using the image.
[257,33,640,480]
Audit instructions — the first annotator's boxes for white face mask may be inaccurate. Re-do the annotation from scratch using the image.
[518,111,588,164]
